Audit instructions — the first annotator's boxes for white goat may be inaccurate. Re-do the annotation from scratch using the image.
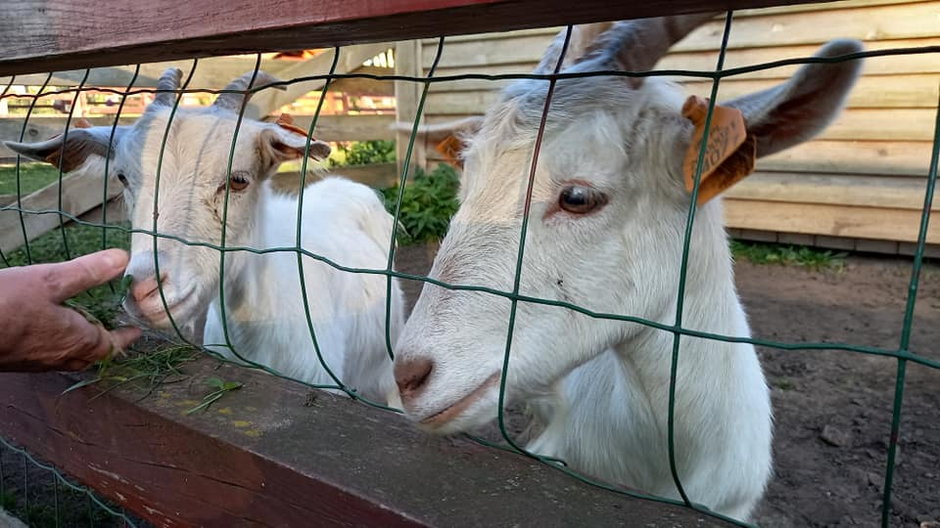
[392,15,862,519]
[7,69,404,403]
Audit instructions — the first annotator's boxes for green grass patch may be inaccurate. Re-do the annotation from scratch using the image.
[0,163,62,196]
[731,240,847,270]
[2,220,130,268]
[2,221,131,328]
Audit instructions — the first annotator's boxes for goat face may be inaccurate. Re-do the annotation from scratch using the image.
[5,69,329,330]
[393,17,863,434]
[117,108,280,328]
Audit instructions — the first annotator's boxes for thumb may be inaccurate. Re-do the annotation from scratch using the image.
[41,249,129,303]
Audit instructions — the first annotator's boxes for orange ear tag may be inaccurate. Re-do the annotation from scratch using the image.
[681,95,756,205]
[435,134,464,169]
[275,113,314,138]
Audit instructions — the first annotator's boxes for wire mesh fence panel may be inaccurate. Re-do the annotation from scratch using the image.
[0,3,938,527]
[0,437,143,527]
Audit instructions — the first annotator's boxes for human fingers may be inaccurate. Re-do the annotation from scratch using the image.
[54,307,119,365]
[60,358,93,371]
[110,326,143,352]
[40,249,129,303]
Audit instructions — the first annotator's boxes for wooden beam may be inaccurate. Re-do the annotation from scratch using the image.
[0,115,395,160]
[686,74,940,110]
[425,36,940,83]
[758,140,935,177]
[0,117,135,159]
[726,172,939,210]
[0,164,121,254]
[330,66,396,97]
[673,1,940,52]
[290,114,395,142]
[245,43,391,119]
[424,99,938,142]
[724,199,939,243]
[272,163,399,193]
[0,56,290,89]
[0,358,734,527]
[0,0,845,76]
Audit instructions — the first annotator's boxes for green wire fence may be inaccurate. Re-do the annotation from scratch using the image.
[0,7,937,528]
[0,436,142,527]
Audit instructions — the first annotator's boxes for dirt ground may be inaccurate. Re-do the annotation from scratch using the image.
[739,257,940,528]
[395,245,940,528]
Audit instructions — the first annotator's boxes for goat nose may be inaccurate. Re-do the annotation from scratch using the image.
[395,358,434,399]
[128,273,168,303]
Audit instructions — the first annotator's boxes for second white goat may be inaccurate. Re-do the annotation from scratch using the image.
[7,69,403,402]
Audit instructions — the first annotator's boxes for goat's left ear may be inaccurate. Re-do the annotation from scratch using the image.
[724,39,864,158]
[4,126,125,172]
[257,120,331,168]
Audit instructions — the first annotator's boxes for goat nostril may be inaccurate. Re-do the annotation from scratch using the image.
[394,358,434,397]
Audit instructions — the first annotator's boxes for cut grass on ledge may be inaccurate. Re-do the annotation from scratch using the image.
[731,240,847,271]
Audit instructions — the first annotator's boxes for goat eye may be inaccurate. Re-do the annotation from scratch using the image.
[116,172,128,186]
[228,173,250,192]
[558,185,607,214]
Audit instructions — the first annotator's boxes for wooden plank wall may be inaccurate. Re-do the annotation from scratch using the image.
[406,0,940,247]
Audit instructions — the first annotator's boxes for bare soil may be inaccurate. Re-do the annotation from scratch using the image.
[739,257,940,528]
[395,245,940,528]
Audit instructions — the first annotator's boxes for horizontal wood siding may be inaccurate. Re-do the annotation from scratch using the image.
[408,0,939,243]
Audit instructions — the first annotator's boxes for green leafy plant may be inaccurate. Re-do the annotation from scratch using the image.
[731,240,847,270]
[381,163,460,245]
[330,140,396,167]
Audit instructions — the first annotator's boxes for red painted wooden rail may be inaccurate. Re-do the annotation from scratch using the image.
[0,358,733,526]
[0,0,836,76]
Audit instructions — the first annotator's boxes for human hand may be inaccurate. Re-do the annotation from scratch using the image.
[0,249,142,371]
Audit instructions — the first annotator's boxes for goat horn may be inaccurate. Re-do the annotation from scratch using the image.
[593,13,718,80]
[212,71,285,112]
[533,22,616,74]
[153,68,183,106]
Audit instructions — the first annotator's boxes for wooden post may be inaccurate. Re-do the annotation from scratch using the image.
[395,40,426,179]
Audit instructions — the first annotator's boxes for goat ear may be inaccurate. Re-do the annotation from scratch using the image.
[392,116,484,145]
[258,123,331,167]
[724,39,863,158]
[4,126,124,172]
[391,116,484,167]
